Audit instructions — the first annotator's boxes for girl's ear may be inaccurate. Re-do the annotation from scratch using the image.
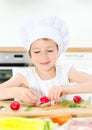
[56,44,59,52]
[28,49,31,57]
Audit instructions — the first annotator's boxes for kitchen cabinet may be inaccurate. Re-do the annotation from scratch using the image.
[0,47,92,52]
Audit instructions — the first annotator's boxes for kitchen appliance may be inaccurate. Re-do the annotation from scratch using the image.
[0,52,33,67]
[0,52,33,83]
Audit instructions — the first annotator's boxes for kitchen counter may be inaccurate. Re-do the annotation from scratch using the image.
[0,94,92,118]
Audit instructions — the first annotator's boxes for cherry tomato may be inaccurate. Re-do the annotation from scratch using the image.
[73,95,82,103]
[40,96,50,104]
[10,101,20,110]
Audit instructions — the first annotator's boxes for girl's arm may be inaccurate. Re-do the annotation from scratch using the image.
[0,87,38,104]
[64,66,92,94]
[48,66,92,101]
[0,74,38,104]
[68,66,92,83]
[0,87,22,100]
[0,73,29,88]
[63,81,92,94]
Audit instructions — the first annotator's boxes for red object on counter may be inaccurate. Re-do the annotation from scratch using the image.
[10,101,20,110]
[73,95,82,103]
[40,96,51,104]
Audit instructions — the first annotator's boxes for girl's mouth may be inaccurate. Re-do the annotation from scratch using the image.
[40,61,50,65]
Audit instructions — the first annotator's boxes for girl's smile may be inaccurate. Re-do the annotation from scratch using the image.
[28,38,58,80]
[40,61,50,65]
[29,38,58,71]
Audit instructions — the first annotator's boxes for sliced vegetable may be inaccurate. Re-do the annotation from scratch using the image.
[50,114,72,125]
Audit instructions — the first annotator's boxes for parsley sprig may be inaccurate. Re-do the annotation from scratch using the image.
[25,104,32,111]
[59,100,85,108]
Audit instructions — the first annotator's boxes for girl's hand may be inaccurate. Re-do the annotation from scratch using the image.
[16,87,39,105]
[48,86,63,102]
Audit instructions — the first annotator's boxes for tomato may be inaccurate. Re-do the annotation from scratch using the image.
[10,101,20,110]
[50,114,72,125]
[73,95,82,103]
[40,96,50,104]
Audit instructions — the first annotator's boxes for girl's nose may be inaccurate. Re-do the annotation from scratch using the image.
[41,52,48,59]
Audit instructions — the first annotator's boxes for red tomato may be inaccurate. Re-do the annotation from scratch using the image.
[40,96,50,104]
[10,101,20,110]
[73,95,82,103]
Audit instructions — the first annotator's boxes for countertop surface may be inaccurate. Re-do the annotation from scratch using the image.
[0,94,92,118]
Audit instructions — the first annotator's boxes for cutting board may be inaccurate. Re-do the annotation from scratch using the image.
[0,101,92,118]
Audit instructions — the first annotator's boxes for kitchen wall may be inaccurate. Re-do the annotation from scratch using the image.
[0,0,92,48]
[56,52,92,75]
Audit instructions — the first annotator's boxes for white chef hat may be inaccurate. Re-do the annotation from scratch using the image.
[20,16,70,56]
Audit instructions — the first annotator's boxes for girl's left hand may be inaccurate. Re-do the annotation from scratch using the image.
[48,86,63,102]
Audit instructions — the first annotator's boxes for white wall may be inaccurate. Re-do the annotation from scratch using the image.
[0,0,92,47]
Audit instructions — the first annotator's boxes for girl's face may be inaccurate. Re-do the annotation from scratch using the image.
[29,38,58,71]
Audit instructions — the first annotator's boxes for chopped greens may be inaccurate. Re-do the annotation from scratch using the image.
[25,104,32,111]
[68,103,80,108]
[59,100,85,108]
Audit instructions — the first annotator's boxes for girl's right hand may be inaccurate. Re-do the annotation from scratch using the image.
[16,87,39,105]
[48,86,64,102]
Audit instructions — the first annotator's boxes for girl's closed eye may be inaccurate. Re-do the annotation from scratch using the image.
[34,51,40,54]
[47,49,53,52]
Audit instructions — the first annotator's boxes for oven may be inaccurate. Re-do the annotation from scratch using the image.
[0,52,33,83]
[0,51,34,101]
[0,68,12,83]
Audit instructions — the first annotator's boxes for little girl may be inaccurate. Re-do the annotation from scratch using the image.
[0,16,92,105]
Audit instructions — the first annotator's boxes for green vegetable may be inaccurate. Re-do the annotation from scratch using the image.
[44,118,58,130]
[59,100,83,108]
[59,100,70,106]
[25,104,32,111]
[68,103,80,108]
